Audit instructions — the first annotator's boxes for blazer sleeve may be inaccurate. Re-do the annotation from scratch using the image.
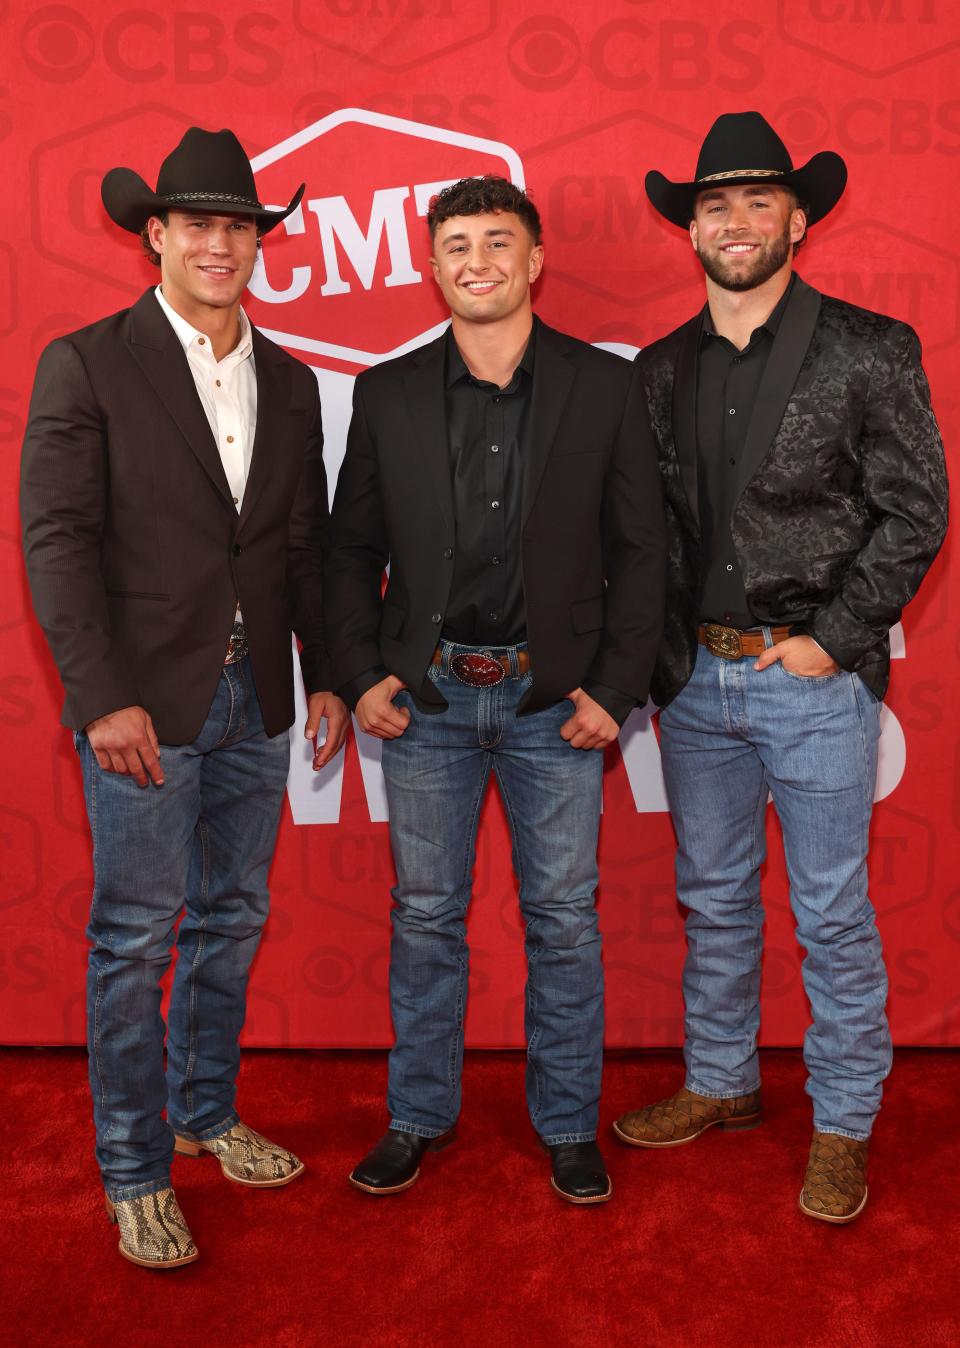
[810,322,948,669]
[324,376,391,708]
[583,359,667,721]
[289,372,332,694]
[20,338,142,728]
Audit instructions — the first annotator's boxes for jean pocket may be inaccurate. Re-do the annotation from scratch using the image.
[777,662,845,684]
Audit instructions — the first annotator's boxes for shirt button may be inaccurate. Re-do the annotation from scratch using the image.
[491,555,500,565]
[488,612,498,622]
[443,547,453,559]
[728,408,736,415]
[216,379,222,387]
[198,337,206,345]
[226,435,235,443]
[493,396,501,404]
[725,563,733,572]
[729,457,736,466]
[232,544,242,556]
[491,500,500,510]
[232,496,239,505]
[491,444,499,453]
[431,612,442,624]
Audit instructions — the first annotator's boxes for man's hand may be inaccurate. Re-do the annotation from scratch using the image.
[305,691,350,770]
[560,688,620,751]
[355,675,410,740]
[85,706,163,787]
[754,635,840,678]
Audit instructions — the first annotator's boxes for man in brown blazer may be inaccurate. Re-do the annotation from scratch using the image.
[20,127,347,1269]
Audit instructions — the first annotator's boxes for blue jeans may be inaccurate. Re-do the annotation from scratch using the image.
[659,638,891,1141]
[76,657,291,1200]
[381,641,604,1144]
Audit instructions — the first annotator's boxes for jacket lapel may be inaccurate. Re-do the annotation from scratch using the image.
[403,332,455,536]
[734,275,822,502]
[672,313,702,531]
[238,331,289,533]
[522,323,575,526]
[127,289,233,507]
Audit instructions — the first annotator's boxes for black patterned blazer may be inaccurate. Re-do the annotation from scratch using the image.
[638,274,947,708]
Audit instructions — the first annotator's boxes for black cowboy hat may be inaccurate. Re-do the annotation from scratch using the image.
[101,126,304,235]
[645,111,846,229]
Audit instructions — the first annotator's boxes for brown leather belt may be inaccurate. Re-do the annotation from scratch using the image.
[432,646,531,687]
[698,623,792,660]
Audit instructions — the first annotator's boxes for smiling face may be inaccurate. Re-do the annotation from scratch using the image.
[690,184,806,293]
[429,210,544,326]
[147,209,259,322]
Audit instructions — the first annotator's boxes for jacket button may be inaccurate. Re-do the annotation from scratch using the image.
[431,612,442,624]
[232,544,242,556]
[443,548,453,559]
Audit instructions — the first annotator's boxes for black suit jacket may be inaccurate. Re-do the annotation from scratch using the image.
[638,275,948,707]
[20,288,329,743]
[325,320,666,721]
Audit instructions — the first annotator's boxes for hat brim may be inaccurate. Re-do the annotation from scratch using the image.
[645,151,847,229]
[101,167,305,235]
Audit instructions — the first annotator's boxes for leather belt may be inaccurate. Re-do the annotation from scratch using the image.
[698,623,793,660]
[432,646,531,688]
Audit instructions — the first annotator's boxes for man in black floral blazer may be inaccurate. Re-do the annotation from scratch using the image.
[613,112,947,1224]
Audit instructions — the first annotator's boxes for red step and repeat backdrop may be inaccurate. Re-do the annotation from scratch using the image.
[1,0,957,1047]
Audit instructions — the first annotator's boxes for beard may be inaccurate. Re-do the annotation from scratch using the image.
[696,220,793,292]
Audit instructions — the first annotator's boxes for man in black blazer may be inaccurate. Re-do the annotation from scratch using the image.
[613,113,947,1224]
[326,176,665,1204]
[20,128,348,1267]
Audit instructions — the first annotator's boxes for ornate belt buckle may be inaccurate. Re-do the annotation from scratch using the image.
[224,619,249,666]
[703,623,743,660]
[450,652,506,688]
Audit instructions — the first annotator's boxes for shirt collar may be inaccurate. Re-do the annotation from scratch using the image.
[155,285,252,362]
[445,316,538,390]
[701,273,795,344]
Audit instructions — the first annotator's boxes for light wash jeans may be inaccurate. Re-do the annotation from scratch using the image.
[76,656,290,1200]
[659,637,891,1141]
[381,641,605,1145]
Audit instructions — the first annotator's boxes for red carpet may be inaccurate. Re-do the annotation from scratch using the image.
[3,1048,958,1348]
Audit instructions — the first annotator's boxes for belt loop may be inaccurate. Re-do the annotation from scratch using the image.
[761,626,773,649]
[440,641,452,677]
[507,646,520,677]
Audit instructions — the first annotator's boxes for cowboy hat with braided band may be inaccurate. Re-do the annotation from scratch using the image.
[645,111,847,229]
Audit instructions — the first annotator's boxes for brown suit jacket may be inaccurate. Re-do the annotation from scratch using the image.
[20,287,329,743]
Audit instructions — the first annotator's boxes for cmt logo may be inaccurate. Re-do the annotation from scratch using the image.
[246,109,523,367]
[778,0,959,77]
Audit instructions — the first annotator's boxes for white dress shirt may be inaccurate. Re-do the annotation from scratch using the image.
[154,285,257,511]
[155,286,257,625]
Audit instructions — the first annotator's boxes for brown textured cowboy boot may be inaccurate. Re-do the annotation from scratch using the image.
[799,1130,869,1224]
[613,1085,762,1148]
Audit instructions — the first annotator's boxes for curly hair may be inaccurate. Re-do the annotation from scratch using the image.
[427,176,542,246]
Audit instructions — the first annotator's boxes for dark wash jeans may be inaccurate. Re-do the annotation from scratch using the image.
[381,641,605,1145]
[76,657,290,1200]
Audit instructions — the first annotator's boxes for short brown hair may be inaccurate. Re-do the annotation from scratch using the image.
[428,176,542,246]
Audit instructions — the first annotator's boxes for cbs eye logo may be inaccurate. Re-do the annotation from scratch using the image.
[21,5,95,82]
[508,16,581,92]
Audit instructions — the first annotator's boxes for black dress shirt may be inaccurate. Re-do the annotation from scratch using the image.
[442,325,534,644]
[697,277,794,627]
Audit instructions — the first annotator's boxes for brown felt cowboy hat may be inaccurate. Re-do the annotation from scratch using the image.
[645,111,847,229]
[101,126,304,235]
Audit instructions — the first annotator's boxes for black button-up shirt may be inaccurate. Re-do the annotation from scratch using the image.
[697,277,793,628]
[441,324,535,645]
